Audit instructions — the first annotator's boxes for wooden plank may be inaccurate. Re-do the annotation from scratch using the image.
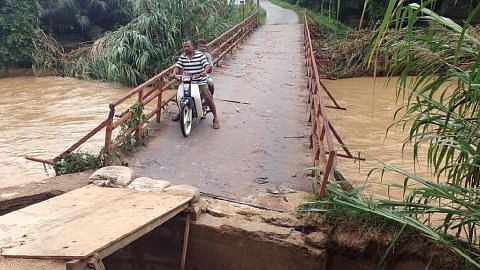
[0,185,192,260]
[0,258,66,270]
[180,214,191,270]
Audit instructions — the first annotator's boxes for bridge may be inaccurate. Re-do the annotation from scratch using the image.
[1,1,364,269]
[27,0,357,202]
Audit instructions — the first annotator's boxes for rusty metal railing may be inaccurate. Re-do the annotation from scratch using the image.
[27,12,259,166]
[304,13,358,197]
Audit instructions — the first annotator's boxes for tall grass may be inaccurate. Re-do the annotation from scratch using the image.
[62,0,258,86]
[303,1,480,267]
[373,2,480,187]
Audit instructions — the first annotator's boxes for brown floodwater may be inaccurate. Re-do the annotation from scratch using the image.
[0,75,441,198]
[0,76,130,188]
[322,77,440,199]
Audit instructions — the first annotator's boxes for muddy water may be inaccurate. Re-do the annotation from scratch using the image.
[322,77,438,198]
[0,76,130,188]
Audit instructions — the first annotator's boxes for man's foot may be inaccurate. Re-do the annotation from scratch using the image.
[213,120,220,129]
[172,113,180,121]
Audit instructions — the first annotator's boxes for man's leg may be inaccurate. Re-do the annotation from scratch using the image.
[200,84,219,129]
[207,78,215,96]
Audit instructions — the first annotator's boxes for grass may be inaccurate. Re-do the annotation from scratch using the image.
[48,0,262,86]
[302,2,480,267]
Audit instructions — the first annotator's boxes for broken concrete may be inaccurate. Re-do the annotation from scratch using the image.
[89,166,134,187]
[164,185,201,203]
[0,171,91,215]
[128,177,171,192]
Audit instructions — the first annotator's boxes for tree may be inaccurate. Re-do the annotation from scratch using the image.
[0,0,39,70]
[38,0,134,41]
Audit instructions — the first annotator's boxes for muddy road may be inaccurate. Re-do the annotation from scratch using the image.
[125,0,311,200]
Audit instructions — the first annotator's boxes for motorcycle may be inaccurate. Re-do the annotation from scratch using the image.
[176,74,210,137]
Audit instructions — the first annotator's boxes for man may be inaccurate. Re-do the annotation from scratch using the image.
[197,39,215,96]
[171,39,219,129]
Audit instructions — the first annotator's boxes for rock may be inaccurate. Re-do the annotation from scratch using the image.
[206,207,229,218]
[164,185,200,202]
[89,166,134,187]
[128,177,171,192]
[304,232,327,249]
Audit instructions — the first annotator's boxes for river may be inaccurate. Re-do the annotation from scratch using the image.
[0,75,438,196]
[322,77,437,199]
[0,76,130,188]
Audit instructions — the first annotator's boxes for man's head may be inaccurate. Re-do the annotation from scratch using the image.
[182,39,193,54]
[197,39,207,53]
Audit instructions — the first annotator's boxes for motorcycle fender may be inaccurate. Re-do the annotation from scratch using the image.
[181,97,194,110]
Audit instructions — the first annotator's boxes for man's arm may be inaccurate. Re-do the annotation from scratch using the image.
[172,66,181,76]
[202,64,211,75]
[171,57,183,78]
[200,54,210,76]
[206,54,213,74]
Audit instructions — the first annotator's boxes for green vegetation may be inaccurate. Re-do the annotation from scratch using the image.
[53,152,102,176]
[115,102,150,152]
[2,0,261,86]
[377,3,480,187]
[38,0,134,43]
[304,1,480,267]
[0,0,40,70]
[50,0,261,86]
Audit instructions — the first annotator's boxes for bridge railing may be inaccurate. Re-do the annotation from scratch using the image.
[304,14,338,197]
[27,12,259,166]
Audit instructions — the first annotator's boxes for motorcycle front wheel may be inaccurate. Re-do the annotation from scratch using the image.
[180,103,193,137]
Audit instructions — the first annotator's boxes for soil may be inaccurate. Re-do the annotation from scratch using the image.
[324,221,462,269]
[0,68,34,78]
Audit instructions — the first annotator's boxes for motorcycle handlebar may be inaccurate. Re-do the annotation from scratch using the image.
[173,74,202,80]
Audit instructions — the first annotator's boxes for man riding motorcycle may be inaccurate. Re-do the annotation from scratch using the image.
[171,39,219,129]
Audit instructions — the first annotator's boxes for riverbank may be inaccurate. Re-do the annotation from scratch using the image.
[0,68,34,78]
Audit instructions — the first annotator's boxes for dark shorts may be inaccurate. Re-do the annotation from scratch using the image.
[199,84,212,99]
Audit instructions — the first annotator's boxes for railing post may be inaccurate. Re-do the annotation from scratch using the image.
[156,83,164,123]
[319,151,335,197]
[103,105,115,166]
[135,89,144,140]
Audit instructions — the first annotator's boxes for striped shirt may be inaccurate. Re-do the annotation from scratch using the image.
[175,51,208,85]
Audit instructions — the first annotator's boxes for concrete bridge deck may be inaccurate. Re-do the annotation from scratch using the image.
[125,0,311,200]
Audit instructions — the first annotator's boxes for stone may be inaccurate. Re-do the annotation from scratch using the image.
[303,232,327,249]
[164,185,200,202]
[89,166,134,187]
[206,207,228,218]
[128,177,171,192]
